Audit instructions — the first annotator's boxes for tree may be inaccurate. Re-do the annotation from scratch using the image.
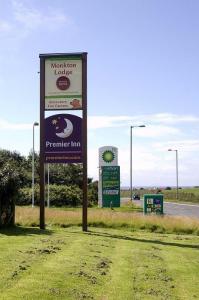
[0,149,98,208]
[88,180,98,206]
[0,149,28,188]
[26,151,40,186]
[48,163,83,187]
[0,150,22,225]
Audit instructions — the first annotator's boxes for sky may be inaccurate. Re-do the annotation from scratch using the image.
[0,0,199,187]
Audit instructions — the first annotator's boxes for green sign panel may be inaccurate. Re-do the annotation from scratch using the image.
[143,194,164,215]
[102,166,120,207]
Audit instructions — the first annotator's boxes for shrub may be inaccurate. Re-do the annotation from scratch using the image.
[49,185,82,206]
[17,184,82,207]
[17,182,98,207]
[165,186,172,190]
[88,180,98,206]
[17,186,33,205]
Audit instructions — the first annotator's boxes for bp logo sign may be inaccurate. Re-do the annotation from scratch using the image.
[102,150,115,163]
[99,146,118,166]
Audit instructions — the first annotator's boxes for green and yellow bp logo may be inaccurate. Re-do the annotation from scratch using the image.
[102,150,115,163]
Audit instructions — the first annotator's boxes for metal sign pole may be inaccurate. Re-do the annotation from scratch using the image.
[47,164,50,208]
[82,53,88,232]
[39,56,45,230]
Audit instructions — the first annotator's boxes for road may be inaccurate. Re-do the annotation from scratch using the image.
[122,198,199,218]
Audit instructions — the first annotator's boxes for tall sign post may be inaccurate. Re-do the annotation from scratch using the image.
[98,146,120,207]
[39,52,87,231]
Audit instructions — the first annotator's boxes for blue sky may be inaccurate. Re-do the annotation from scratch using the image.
[0,0,199,186]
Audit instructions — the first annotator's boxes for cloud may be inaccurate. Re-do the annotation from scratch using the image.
[87,114,199,185]
[0,112,195,136]
[132,125,180,138]
[154,139,199,152]
[88,116,180,138]
[0,113,199,186]
[88,116,132,129]
[87,145,178,186]
[0,20,12,34]
[12,1,73,31]
[0,1,76,39]
[138,113,199,124]
[0,119,32,130]
[88,113,199,130]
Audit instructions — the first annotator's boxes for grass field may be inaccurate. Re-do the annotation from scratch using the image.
[15,205,199,235]
[0,206,199,299]
[121,187,199,203]
[0,225,199,299]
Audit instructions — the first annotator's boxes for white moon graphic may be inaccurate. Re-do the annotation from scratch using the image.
[56,118,73,138]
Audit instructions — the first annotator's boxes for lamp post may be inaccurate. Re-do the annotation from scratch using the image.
[130,125,146,201]
[168,149,179,201]
[32,121,39,207]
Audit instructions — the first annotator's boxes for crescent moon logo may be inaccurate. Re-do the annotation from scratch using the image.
[56,118,73,138]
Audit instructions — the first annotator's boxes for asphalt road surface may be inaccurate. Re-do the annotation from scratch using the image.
[122,198,199,218]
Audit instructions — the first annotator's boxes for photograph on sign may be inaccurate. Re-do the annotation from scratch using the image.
[44,114,82,163]
[45,57,82,110]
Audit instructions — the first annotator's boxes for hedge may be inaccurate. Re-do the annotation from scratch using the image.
[17,184,82,207]
[17,183,98,207]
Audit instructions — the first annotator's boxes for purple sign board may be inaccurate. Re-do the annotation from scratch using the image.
[45,114,82,163]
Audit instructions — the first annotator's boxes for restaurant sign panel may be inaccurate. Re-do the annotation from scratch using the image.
[45,114,82,163]
[45,56,82,110]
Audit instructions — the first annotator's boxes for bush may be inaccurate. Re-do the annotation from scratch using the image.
[87,180,98,207]
[49,185,82,206]
[17,182,99,207]
[165,186,172,190]
[17,186,33,205]
[17,184,82,207]
[163,191,199,203]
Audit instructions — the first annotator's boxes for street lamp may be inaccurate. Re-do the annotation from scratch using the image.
[32,121,39,207]
[168,149,179,201]
[130,125,146,201]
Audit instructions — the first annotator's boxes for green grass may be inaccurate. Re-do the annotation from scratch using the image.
[15,205,199,235]
[0,226,199,299]
[121,187,199,204]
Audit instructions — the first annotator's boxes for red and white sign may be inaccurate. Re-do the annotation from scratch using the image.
[45,57,82,110]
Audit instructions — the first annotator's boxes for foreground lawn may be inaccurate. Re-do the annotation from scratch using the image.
[0,226,199,299]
